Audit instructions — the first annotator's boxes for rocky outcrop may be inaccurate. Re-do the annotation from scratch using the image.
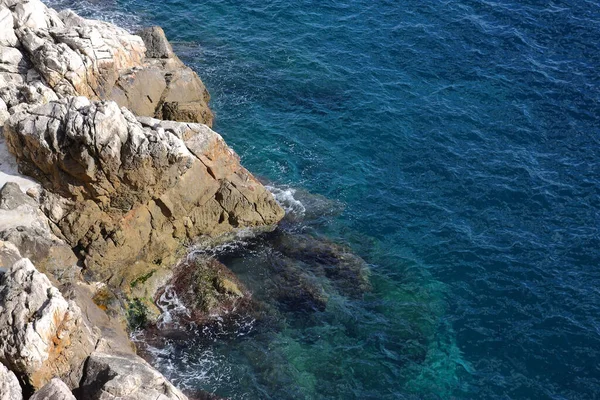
[4,97,283,292]
[30,378,76,400]
[0,0,211,125]
[0,362,22,400]
[0,257,97,391]
[0,0,285,398]
[0,254,196,399]
[78,351,187,400]
[114,26,213,125]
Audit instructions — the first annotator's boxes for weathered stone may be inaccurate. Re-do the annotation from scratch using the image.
[0,184,78,278]
[0,362,22,400]
[0,2,213,125]
[30,378,75,400]
[111,66,167,116]
[15,8,144,99]
[79,351,188,400]
[0,46,27,74]
[161,101,213,126]
[12,0,63,31]
[0,226,79,278]
[0,258,97,391]
[0,182,36,210]
[4,97,284,294]
[138,26,174,59]
[158,67,213,125]
[60,282,133,355]
[0,8,18,47]
[0,240,21,273]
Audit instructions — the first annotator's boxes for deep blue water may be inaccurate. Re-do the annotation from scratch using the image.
[46,0,600,398]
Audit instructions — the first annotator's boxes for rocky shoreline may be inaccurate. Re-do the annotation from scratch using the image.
[0,0,284,398]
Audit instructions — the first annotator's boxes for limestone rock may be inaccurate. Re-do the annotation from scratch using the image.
[0,362,22,400]
[0,8,18,47]
[60,283,133,355]
[4,97,284,292]
[0,258,97,390]
[0,240,21,272]
[0,1,211,124]
[79,351,187,400]
[0,181,78,277]
[138,26,174,59]
[113,27,213,125]
[30,378,75,400]
[11,0,63,31]
[0,181,36,210]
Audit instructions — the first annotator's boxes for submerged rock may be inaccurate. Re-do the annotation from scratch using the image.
[273,232,371,298]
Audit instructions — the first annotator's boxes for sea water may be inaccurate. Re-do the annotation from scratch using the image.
[43,0,600,398]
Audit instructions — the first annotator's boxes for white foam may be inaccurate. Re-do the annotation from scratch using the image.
[156,284,190,329]
[266,184,306,217]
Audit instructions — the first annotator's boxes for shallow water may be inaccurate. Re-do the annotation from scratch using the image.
[44,0,600,398]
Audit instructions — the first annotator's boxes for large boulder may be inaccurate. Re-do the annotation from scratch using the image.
[4,97,284,293]
[0,258,97,391]
[78,351,187,400]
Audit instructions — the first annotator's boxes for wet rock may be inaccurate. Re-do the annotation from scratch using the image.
[185,391,227,400]
[4,97,283,293]
[30,378,75,400]
[78,351,187,400]
[0,362,22,400]
[0,258,97,391]
[158,255,251,325]
[266,185,344,227]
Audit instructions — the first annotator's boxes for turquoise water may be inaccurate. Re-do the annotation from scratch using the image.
[46,0,600,398]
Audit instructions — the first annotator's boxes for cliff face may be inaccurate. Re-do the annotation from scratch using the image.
[0,0,283,289]
[0,0,284,398]
[4,97,283,289]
